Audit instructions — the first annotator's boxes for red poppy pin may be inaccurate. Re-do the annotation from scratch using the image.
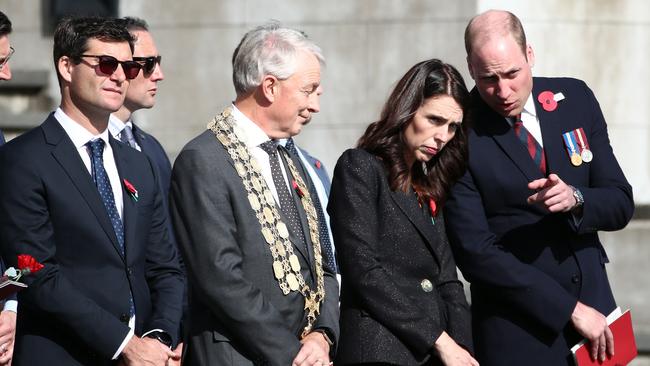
[428,198,437,217]
[123,179,139,202]
[537,90,565,112]
[315,160,322,169]
[292,180,305,198]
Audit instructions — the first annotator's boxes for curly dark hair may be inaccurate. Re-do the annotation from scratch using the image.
[357,59,471,206]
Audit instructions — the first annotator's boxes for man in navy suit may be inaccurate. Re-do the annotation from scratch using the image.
[0,11,17,366]
[109,17,171,203]
[444,10,634,366]
[0,17,183,366]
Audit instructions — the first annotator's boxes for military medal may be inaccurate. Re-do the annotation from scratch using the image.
[563,130,582,166]
[575,128,593,163]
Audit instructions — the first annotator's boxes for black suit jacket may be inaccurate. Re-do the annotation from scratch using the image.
[170,129,339,366]
[444,77,634,365]
[328,149,472,365]
[130,123,172,204]
[0,114,184,365]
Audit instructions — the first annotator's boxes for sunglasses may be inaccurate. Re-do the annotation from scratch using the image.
[79,55,142,80]
[0,46,15,70]
[132,55,162,76]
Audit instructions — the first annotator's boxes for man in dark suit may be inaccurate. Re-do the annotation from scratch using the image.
[0,16,184,366]
[109,17,171,203]
[283,138,338,275]
[0,11,16,366]
[444,10,634,366]
[170,22,339,366]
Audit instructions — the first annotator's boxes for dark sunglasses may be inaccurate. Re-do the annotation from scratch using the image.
[79,55,142,80]
[132,55,162,76]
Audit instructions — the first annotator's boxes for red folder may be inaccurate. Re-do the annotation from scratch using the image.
[571,308,637,366]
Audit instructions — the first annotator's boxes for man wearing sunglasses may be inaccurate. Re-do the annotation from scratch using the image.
[0,16,184,366]
[110,17,170,203]
[0,11,17,366]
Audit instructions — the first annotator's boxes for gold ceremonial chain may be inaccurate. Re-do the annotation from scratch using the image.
[208,106,325,336]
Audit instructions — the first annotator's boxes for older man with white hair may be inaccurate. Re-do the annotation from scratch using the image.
[170,22,339,366]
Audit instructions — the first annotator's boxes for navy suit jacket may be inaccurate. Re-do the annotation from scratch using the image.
[444,77,634,366]
[131,123,172,202]
[0,114,184,365]
[0,129,15,303]
[0,129,5,145]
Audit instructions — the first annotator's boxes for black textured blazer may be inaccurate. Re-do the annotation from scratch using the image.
[328,149,472,365]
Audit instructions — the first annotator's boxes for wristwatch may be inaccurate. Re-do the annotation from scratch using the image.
[570,185,584,210]
[145,331,173,348]
[313,329,334,347]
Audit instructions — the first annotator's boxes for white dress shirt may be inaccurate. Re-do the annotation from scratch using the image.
[231,105,290,206]
[108,114,142,151]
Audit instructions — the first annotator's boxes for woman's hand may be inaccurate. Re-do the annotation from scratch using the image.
[434,331,479,366]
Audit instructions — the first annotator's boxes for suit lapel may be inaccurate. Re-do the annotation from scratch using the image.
[533,79,570,178]
[43,117,124,260]
[472,90,544,182]
[216,135,313,264]
[388,189,441,262]
[111,138,137,263]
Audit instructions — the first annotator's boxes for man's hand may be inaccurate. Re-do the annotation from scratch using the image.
[0,310,16,366]
[527,174,576,212]
[571,301,614,362]
[168,342,183,366]
[434,331,479,366]
[292,331,330,366]
[121,336,180,366]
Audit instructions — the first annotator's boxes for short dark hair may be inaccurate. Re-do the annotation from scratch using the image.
[122,16,149,32]
[0,11,12,36]
[53,16,135,82]
[357,59,471,204]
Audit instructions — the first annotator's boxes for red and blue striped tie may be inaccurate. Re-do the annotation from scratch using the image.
[513,115,547,175]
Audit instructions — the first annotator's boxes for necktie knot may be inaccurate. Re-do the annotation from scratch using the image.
[120,125,138,149]
[87,138,105,158]
[260,140,279,155]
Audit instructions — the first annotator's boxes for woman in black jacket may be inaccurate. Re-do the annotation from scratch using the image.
[329,59,477,366]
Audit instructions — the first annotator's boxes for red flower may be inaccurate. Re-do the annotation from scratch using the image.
[292,180,304,198]
[17,254,44,274]
[315,160,322,169]
[537,90,558,112]
[428,198,437,217]
[123,179,139,202]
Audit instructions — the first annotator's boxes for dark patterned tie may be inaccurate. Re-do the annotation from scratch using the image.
[119,125,138,150]
[259,140,308,254]
[87,139,135,316]
[285,139,337,273]
[513,115,547,175]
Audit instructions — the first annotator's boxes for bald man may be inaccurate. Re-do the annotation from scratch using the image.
[444,10,633,366]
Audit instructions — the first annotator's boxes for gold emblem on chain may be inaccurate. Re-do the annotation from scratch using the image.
[208,106,325,337]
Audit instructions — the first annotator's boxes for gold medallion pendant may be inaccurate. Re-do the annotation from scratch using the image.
[208,106,325,336]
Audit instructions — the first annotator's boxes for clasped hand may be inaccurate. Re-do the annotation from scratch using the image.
[120,336,180,366]
[292,331,331,366]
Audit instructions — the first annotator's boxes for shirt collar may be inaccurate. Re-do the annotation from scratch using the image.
[54,107,111,149]
[522,92,537,118]
[108,114,134,139]
[230,104,272,148]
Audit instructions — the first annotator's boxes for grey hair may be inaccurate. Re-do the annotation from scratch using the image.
[232,21,325,96]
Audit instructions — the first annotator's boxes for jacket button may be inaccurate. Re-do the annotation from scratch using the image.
[127,267,133,276]
[120,313,129,323]
[571,275,580,284]
[420,279,433,292]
